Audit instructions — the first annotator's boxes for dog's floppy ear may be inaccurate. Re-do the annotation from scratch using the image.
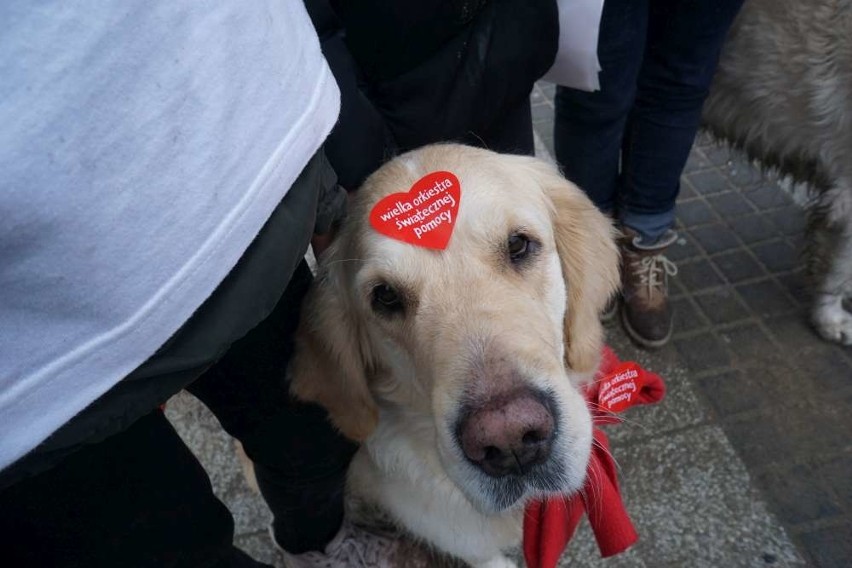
[527,159,620,374]
[289,243,379,442]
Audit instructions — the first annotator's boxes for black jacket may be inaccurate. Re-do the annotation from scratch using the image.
[307,0,559,188]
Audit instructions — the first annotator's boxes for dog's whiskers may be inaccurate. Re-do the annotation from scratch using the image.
[586,401,653,432]
[592,437,620,472]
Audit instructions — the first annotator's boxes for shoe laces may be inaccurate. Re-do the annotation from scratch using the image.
[631,254,678,297]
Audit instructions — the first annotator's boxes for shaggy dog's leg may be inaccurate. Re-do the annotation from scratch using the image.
[809,185,852,345]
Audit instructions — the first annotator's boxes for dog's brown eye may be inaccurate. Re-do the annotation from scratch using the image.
[508,234,530,261]
[372,283,403,314]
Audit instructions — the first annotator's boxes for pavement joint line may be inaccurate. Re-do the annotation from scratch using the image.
[670,272,805,299]
[745,450,852,477]
[789,515,852,535]
[700,392,847,424]
[704,244,790,259]
[611,420,721,450]
[735,311,803,354]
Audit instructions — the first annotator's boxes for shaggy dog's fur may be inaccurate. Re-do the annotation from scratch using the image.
[290,144,619,567]
[703,0,852,344]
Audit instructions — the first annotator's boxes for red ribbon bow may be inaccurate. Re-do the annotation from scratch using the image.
[522,346,666,568]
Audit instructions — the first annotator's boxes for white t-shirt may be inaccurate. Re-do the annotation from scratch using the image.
[0,1,340,471]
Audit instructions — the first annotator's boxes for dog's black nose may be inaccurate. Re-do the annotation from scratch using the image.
[457,389,555,477]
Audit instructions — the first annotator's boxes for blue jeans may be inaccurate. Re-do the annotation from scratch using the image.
[554,0,745,242]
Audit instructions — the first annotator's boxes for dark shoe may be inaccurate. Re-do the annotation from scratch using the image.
[619,228,679,348]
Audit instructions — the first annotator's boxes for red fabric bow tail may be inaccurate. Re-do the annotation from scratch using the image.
[522,345,666,568]
[522,430,637,568]
[523,491,584,568]
[582,429,638,557]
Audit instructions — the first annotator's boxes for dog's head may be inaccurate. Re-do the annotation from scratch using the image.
[291,144,619,513]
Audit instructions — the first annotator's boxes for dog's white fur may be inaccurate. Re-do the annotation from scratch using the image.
[703,0,852,344]
[290,145,619,566]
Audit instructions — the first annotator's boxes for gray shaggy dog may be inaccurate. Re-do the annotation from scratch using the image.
[703,0,852,345]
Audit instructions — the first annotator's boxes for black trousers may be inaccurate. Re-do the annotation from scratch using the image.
[554,0,745,240]
[0,409,266,568]
[0,152,357,566]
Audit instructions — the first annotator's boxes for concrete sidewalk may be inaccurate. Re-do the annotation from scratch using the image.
[166,85,852,567]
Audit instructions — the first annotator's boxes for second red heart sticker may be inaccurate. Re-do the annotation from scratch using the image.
[597,362,642,413]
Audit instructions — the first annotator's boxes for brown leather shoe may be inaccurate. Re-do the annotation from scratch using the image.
[619,227,679,348]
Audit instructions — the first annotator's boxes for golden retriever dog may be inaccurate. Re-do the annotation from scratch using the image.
[290,144,620,567]
[703,0,852,344]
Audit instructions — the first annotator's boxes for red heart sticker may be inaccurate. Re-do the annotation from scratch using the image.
[369,171,461,250]
[596,362,642,413]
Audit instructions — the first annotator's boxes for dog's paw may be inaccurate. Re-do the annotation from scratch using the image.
[812,299,852,345]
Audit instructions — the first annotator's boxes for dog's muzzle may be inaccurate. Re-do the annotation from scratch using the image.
[456,387,556,478]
